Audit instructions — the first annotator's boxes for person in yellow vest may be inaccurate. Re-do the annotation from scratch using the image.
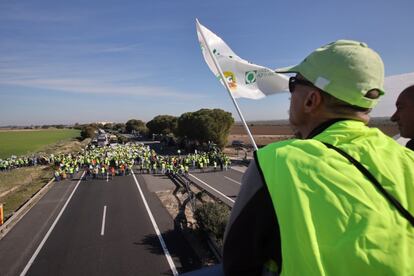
[101,165,106,179]
[68,166,74,179]
[223,40,414,276]
[54,169,60,182]
[152,162,157,174]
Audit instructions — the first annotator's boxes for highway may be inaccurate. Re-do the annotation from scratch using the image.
[187,168,243,207]
[0,166,245,276]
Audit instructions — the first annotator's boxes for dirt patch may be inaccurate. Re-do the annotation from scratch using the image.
[227,134,292,147]
[228,120,399,147]
[39,138,90,155]
[230,124,294,136]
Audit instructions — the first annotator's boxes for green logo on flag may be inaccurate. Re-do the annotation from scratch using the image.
[245,71,257,84]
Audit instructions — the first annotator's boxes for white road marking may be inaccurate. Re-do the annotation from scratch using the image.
[231,166,247,173]
[20,171,86,276]
[224,176,241,185]
[131,170,178,276]
[189,173,235,203]
[101,205,107,236]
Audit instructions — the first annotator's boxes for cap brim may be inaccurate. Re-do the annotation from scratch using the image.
[274,64,300,73]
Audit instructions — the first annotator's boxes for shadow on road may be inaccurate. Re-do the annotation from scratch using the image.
[135,229,202,274]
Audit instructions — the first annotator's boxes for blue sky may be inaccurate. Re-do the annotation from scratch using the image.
[0,0,413,126]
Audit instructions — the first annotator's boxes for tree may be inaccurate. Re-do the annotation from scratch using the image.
[146,115,177,135]
[80,125,97,139]
[194,202,230,243]
[103,123,113,130]
[175,109,234,149]
[112,123,126,133]
[125,119,147,134]
[73,123,82,130]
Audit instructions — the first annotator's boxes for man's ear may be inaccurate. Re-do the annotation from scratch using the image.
[304,90,322,112]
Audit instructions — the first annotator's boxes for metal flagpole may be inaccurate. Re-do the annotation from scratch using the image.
[196,19,258,151]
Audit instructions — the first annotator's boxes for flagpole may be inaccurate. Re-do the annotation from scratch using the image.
[196,19,258,151]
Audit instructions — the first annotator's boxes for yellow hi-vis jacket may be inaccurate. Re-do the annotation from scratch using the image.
[256,120,414,276]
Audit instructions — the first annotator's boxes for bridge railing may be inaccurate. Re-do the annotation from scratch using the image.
[166,172,228,262]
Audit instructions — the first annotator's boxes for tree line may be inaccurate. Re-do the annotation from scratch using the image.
[79,108,234,149]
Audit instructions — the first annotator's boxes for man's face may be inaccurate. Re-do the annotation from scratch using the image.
[391,89,414,138]
[288,74,313,135]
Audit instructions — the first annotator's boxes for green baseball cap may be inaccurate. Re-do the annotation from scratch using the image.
[276,40,385,108]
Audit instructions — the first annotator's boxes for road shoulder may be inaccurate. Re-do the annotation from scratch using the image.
[137,173,204,273]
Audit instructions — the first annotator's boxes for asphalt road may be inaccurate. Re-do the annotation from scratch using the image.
[0,176,81,276]
[0,166,246,276]
[188,168,243,207]
[25,173,176,276]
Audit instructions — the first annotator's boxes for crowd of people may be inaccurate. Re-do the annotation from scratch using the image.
[0,142,232,181]
[0,155,51,171]
[135,150,231,176]
[49,143,231,181]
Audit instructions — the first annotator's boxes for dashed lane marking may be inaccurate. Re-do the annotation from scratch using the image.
[101,205,107,236]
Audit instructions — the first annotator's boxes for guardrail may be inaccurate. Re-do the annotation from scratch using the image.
[0,177,55,240]
[173,172,232,208]
[166,172,227,262]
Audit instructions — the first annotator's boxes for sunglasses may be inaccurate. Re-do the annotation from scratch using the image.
[289,76,315,93]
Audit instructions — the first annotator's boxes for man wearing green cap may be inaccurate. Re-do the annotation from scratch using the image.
[223,40,414,276]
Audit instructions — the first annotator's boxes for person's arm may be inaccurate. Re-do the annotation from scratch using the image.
[222,159,281,276]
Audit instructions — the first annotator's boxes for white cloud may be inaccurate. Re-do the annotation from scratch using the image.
[98,43,143,53]
[0,77,204,99]
[0,51,204,99]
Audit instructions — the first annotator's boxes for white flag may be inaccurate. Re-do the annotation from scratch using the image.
[196,20,289,99]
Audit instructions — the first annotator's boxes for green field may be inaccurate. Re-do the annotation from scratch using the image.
[0,129,80,159]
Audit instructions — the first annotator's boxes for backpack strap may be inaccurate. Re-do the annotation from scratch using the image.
[323,142,414,227]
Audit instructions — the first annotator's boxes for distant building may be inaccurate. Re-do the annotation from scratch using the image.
[96,121,113,126]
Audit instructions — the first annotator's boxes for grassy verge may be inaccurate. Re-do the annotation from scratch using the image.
[0,129,80,159]
[0,166,52,219]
